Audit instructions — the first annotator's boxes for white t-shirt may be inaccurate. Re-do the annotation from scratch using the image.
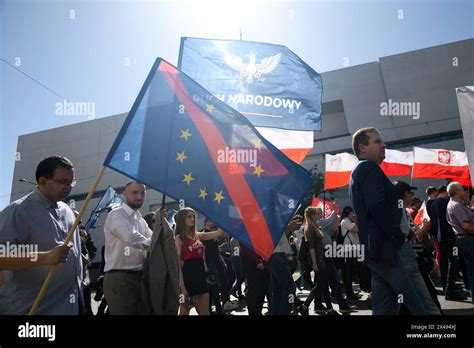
[340,217,360,245]
[294,225,305,251]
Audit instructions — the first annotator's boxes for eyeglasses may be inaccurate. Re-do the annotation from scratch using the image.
[48,178,77,187]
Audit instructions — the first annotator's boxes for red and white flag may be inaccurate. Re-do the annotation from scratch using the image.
[456,87,474,187]
[414,200,431,225]
[381,149,413,176]
[256,127,313,164]
[310,197,340,219]
[413,147,471,181]
[325,153,358,190]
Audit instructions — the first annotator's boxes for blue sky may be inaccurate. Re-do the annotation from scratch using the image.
[1,0,473,210]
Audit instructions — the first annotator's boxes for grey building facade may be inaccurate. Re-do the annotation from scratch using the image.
[8,39,474,262]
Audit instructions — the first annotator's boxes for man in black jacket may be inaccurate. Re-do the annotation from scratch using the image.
[349,127,440,315]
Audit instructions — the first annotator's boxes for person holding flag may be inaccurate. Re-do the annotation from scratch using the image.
[0,156,82,315]
[174,208,224,315]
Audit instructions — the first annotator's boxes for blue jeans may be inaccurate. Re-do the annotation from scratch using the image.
[456,236,474,303]
[367,241,441,315]
[266,253,296,315]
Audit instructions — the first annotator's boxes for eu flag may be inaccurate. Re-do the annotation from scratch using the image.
[103,58,312,259]
[84,186,123,234]
[179,37,323,131]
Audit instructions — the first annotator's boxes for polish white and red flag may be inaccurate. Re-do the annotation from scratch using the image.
[256,127,313,164]
[413,147,471,184]
[380,149,413,176]
[325,153,358,190]
[414,200,431,225]
[310,197,340,219]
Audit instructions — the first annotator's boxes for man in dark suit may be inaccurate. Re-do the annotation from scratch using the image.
[141,208,180,315]
[349,127,440,315]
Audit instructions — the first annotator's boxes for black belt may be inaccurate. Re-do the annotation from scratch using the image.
[456,234,469,239]
[107,269,143,275]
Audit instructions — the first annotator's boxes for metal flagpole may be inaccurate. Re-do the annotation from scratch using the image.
[28,165,106,315]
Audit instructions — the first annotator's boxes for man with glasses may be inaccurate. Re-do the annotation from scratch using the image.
[0,156,83,314]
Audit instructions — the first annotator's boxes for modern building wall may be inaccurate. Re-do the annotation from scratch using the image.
[8,39,474,261]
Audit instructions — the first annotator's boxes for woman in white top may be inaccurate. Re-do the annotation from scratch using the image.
[339,206,361,300]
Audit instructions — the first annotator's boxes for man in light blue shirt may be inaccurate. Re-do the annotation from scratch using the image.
[0,156,83,315]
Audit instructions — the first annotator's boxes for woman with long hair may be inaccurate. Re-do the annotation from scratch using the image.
[298,207,354,315]
[174,207,224,315]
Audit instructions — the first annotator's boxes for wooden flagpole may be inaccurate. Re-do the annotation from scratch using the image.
[28,165,106,315]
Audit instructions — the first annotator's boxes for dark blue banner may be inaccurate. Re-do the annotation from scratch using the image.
[179,37,322,131]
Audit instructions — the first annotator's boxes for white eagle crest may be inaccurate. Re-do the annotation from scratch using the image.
[224,50,282,84]
[438,150,451,164]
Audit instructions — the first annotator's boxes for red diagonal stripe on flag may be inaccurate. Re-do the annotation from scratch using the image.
[159,61,275,259]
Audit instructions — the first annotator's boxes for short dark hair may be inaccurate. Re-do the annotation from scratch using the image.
[410,196,422,207]
[35,156,74,183]
[426,186,438,196]
[438,185,447,194]
[352,127,379,158]
[125,180,146,190]
[340,206,354,220]
[143,212,156,230]
[393,181,417,199]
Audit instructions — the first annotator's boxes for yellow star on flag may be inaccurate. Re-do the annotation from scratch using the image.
[253,164,265,178]
[206,104,216,113]
[214,191,225,204]
[254,139,264,150]
[199,188,208,200]
[182,172,194,185]
[180,129,192,141]
[176,151,187,164]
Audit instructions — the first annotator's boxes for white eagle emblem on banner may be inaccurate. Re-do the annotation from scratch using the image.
[224,50,281,83]
[438,150,451,165]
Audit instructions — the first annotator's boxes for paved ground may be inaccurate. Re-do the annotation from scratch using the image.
[91,273,474,316]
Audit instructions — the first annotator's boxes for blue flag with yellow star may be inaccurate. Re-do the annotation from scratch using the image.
[103,58,312,259]
[179,37,322,131]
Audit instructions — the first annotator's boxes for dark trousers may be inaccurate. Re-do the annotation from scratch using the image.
[342,258,357,296]
[438,240,460,295]
[207,261,224,314]
[81,285,93,315]
[298,261,314,288]
[358,261,372,292]
[422,270,442,312]
[457,236,474,301]
[230,255,245,296]
[266,253,296,315]
[304,258,347,309]
[242,254,270,315]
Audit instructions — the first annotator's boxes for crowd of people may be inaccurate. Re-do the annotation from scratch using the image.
[0,127,473,315]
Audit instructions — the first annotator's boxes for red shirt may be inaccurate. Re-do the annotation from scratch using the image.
[182,237,204,261]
